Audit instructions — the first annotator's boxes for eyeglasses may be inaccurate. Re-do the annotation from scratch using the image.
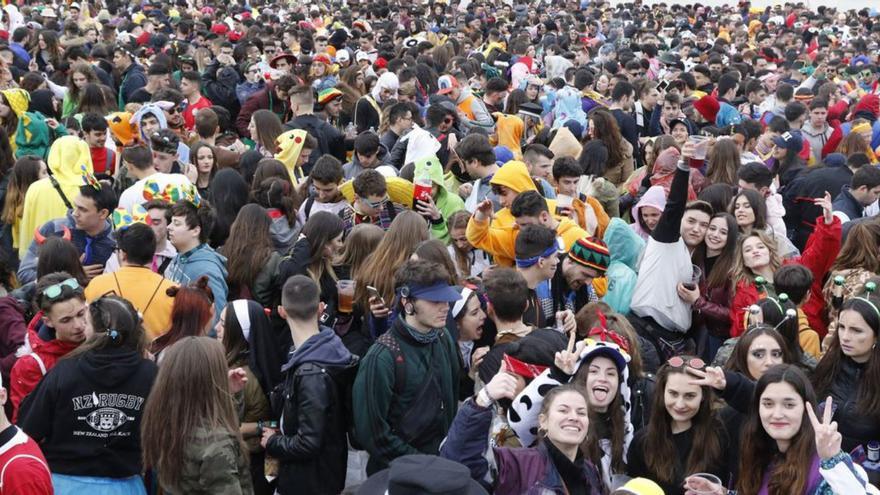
[41,278,81,300]
[360,195,388,209]
[667,356,706,369]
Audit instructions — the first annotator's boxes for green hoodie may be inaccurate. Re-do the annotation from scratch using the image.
[414,155,466,242]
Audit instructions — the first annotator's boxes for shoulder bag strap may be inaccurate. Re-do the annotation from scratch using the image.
[48,174,73,211]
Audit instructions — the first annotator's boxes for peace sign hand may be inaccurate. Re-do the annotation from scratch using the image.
[806,396,842,461]
[687,366,727,391]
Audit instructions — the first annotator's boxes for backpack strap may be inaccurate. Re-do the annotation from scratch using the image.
[303,196,316,220]
[29,353,47,376]
[375,331,406,395]
[48,174,73,211]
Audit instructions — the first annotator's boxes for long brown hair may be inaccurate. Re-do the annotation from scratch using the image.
[337,223,384,277]
[588,109,625,170]
[706,138,740,186]
[1,156,43,225]
[813,294,880,416]
[447,210,472,279]
[354,211,429,307]
[705,212,739,289]
[724,325,793,380]
[731,230,782,286]
[644,359,722,484]
[300,211,344,284]
[414,239,458,285]
[829,220,880,274]
[250,109,283,154]
[341,65,366,96]
[835,127,871,157]
[574,357,627,473]
[141,337,248,490]
[66,62,99,108]
[738,365,817,495]
[222,204,274,298]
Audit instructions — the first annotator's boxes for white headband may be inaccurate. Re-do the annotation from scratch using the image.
[232,300,251,342]
[451,287,474,319]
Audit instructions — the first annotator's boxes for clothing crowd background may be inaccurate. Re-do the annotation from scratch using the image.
[0,0,879,494]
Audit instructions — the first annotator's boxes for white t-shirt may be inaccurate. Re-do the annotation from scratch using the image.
[118,173,193,211]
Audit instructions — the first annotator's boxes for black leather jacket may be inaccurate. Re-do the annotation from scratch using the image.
[266,331,359,495]
[824,356,880,453]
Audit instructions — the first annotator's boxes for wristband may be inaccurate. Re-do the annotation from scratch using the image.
[476,388,494,408]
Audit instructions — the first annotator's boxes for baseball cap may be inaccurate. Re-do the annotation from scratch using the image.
[771,131,804,151]
[437,75,460,95]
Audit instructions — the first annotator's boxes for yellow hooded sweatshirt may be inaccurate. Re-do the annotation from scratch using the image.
[275,129,308,185]
[494,113,524,160]
[1,88,29,154]
[19,136,94,258]
[467,160,587,266]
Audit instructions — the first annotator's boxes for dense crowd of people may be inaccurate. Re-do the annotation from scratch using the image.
[0,0,879,494]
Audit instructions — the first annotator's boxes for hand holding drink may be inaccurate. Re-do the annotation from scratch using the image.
[337,280,355,314]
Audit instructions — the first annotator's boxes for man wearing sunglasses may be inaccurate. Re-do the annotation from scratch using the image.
[9,272,88,422]
[18,184,117,285]
[340,170,405,237]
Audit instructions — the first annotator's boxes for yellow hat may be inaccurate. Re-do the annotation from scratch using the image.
[274,129,308,184]
[617,478,664,495]
[1,88,29,118]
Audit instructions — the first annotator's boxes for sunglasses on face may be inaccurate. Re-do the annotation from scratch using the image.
[41,277,80,300]
[667,356,706,369]
[360,195,387,209]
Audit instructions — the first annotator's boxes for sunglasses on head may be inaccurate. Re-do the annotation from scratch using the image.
[667,356,705,370]
[41,278,81,301]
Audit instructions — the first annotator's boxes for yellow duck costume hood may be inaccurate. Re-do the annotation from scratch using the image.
[18,136,94,257]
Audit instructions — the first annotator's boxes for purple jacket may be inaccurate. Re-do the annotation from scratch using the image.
[440,398,604,494]
[0,295,27,380]
[494,444,604,495]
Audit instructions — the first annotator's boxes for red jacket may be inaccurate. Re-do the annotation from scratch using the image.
[0,426,53,494]
[730,216,841,337]
[8,313,79,423]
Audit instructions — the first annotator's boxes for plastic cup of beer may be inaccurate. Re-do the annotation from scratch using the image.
[687,135,710,160]
[337,280,355,313]
[684,473,722,495]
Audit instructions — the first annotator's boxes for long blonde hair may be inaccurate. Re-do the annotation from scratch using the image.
[354,211,429,307]
[141,337,248,490]
[731,230,782,286]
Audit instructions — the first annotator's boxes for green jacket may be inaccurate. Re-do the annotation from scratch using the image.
[352,317,461,475]
[166,426,254,495]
